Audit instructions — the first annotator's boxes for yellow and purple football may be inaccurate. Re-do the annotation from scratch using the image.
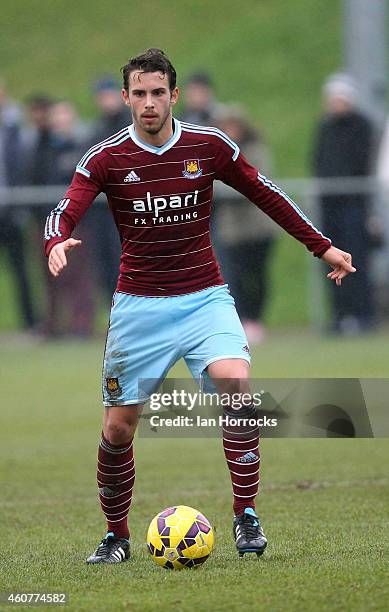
[147,505,214,569]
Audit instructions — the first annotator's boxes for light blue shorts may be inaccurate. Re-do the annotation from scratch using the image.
[102,284,250,406]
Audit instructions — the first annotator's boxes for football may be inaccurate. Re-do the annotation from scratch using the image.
[147,505,214,569]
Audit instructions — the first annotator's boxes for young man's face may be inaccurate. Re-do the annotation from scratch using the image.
[122,71,179,135]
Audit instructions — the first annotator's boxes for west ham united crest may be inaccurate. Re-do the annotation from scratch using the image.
[182,159,202,179]
[106,377,122,397]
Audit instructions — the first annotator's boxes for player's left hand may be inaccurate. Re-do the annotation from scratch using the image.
[321,246,356,286]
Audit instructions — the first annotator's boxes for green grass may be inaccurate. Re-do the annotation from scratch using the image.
[1,331,388,611]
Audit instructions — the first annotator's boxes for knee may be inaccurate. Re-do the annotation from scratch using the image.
[208,359,249,380]
[207,360,250,396]
[104,419,133,446]
[229,363,250,381]
[222,377,250,397]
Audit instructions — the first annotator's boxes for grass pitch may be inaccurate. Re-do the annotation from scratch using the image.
[1,329,388,611]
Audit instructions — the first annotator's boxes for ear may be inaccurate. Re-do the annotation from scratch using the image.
[121,88,130,107]
[170,87,179,108]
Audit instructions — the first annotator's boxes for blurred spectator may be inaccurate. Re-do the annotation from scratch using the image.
[23,95,55,187]
[50,101,87,180]
[23,95,56,334]
[312,73,376,334]
[43,100,96,337]
[88,76,125,302]
[375,117,389,315]
[23,95,56,233]
[22,97,96,337]
[0,81,36,330]
[91,76,130,138]
[179,71,220,125]
[213,105,278,344]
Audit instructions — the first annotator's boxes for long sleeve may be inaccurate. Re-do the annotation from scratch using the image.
[215,147,331,257]
[43,155,106,256]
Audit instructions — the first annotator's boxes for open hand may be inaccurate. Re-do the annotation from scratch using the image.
[321,246,356,286]
[48,238,82,277]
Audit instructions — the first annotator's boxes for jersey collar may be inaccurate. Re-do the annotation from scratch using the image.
[129,117,181,155]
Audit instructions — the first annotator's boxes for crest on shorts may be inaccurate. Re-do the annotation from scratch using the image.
[106,377,122,397]
[182,159,202,179]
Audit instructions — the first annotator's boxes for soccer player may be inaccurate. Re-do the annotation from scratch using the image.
[44,49,355,563]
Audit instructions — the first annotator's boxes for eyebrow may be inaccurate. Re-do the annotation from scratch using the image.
[131,87,168,93]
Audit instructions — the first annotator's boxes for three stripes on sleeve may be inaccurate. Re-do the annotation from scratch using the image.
[44,198,70,240]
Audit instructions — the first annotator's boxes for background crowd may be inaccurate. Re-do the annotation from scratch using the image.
[0,70,387,341]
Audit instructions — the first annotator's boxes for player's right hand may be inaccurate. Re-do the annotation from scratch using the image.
[48,238,82,277]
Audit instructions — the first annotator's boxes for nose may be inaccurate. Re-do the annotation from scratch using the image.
[145,93,154,108]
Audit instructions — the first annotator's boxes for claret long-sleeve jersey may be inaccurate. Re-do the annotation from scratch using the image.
[44,118,331,296]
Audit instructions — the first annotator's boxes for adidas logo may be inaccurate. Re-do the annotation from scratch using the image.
[236,451,259,463]
[124,170,140,182]
[111,546,126,562]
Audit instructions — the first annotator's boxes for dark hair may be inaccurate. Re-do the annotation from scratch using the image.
[92,75,118,93]
[121,48,177,92]
[185,71,213,88]
[26,94,53,109]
